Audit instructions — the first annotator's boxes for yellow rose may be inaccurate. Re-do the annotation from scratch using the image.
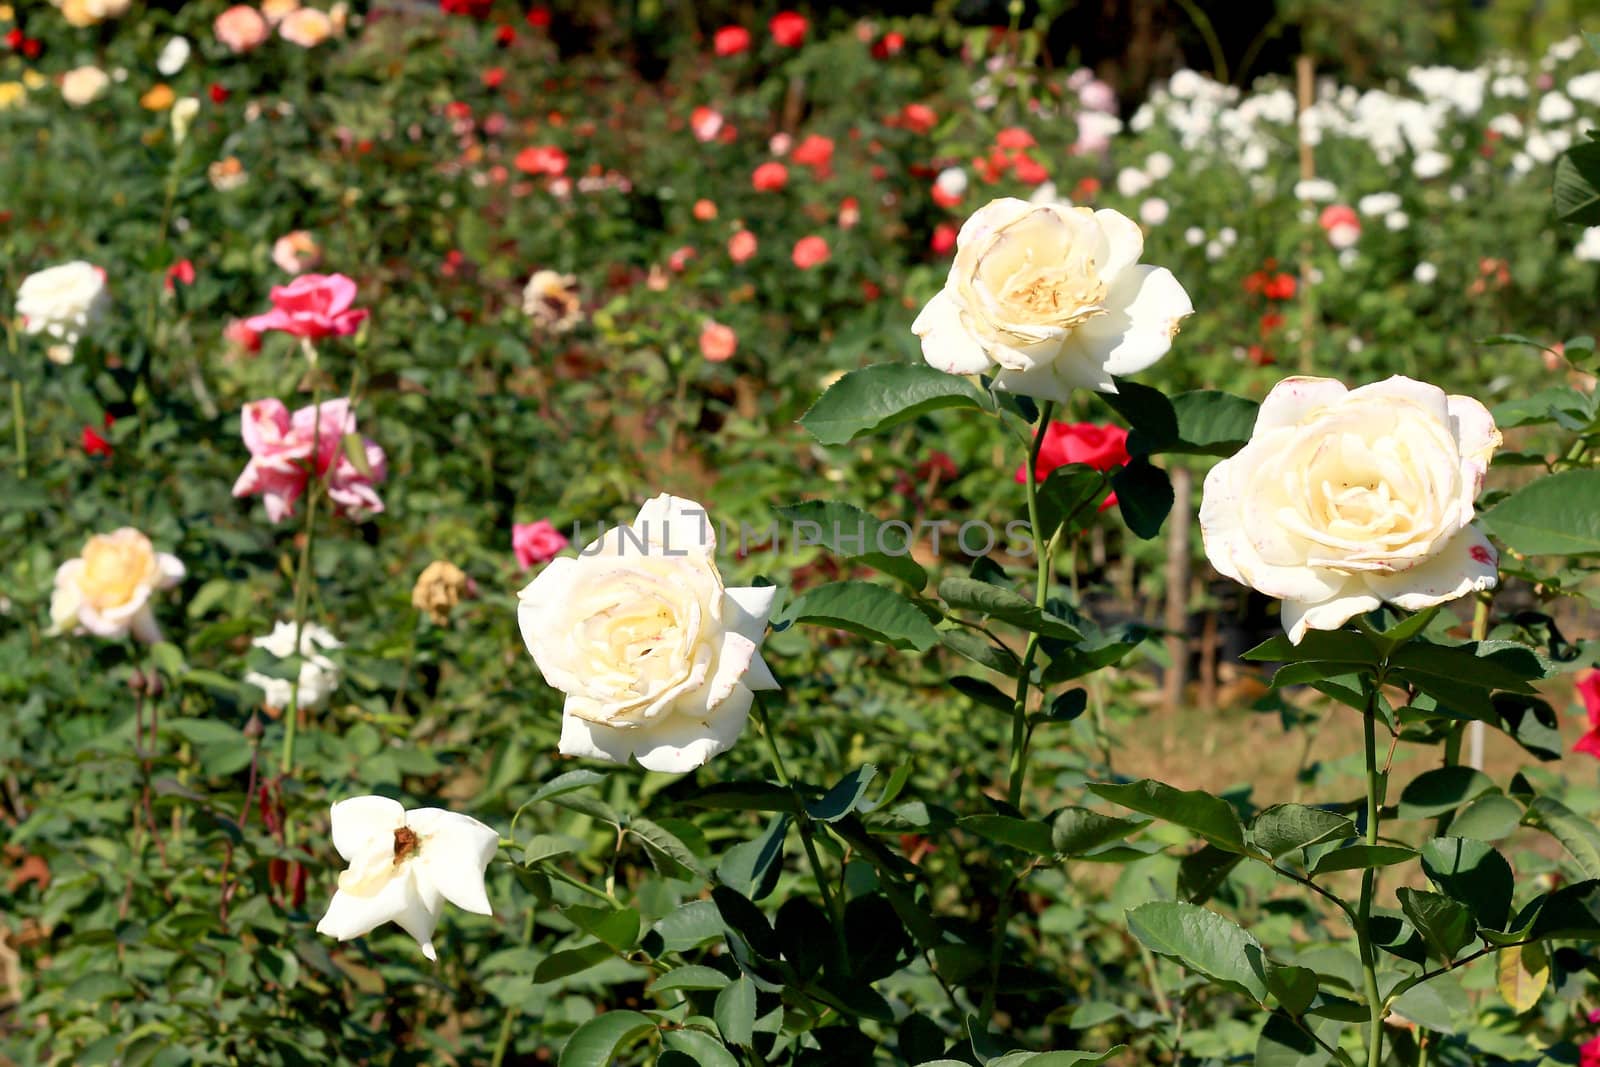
[51,528,185,643]
[0,83,24,111]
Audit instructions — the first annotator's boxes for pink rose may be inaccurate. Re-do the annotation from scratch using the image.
[233,398,387,522]
[215,5,269,52]
[243,273,368,340]
[728,229,758,263]
[791,235,829,270]
[225,318,262,354]
[1574,671,1600,760]
[699,321,737,362]
[513,520,568,569]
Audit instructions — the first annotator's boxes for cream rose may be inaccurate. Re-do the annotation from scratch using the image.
[517,495,779,773]
[60,66,109,108]
[912,197,1193,400]
[1199,375,1501,644]
[278,7,333,47]
[16,261,109,346]
[50,528,185,644]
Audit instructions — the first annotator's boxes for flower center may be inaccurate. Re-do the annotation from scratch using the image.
[393,826,420,865]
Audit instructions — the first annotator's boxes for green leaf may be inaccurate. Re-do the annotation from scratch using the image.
[1111,456,1173,539]
[1388,641,1542,694]
[1398,888,1476,961]
[535,942,615,983]
[660,1030,739,1067]
[986,1050,1127,1067]
[1089,779,1247,854]
[1039,626,1151,686]
[149,641,187,679]
[1397,767,1496,820]
[1421,837,1513,931]
[937,578,1082,640]
[800,363,986,445]
[683,782,798,814]
[1250,805,1356,859]
[628,817,707,881]
[717,813,791,900]
[651,900,725,954]
[1178,845,1243,905]
[940,627,1022,676]
[1100,377,1178,452]
[1034,466,1110,541]
[714,975,756,1047]
[1242,629,1379,666]
[563,905,641,952]
[1447,793,1523,841]
[807,765,878,822]
[650,965,732,994]
[1166,390,1259,456]
[1389,971,1469,1035]
[1524,795,1600,880]
[1265,964,1319,1016]
[786,580,940,651]
[1255,1011,1332,1066]
[961,814,1056,856]
[529,769,608,806]
[772,500,926,590]
[1308,845,1417,875]
[951,676,1014,713]
[1555,140,1600,225]
[558,1010,658,1067]
[1481,470,1600,555]
[1126,901,1268,1003]
[1050,807,1145,855]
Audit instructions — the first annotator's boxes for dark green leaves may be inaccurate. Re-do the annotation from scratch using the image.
[1034,466,1110,542]
[785,580,940,651]
[807,765,878,823]
[1397,889,1476,961]
[800,364,986,445]
[1523,795,1600,880]
[1110,457,1173,540]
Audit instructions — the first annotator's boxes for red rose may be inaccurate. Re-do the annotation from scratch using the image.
[768,11,807,47]
[82,413,115,457]
[713,25,751,56]
[165,259,196,291]
[514,144,567,175]
[871,31,905,59]
[898,103,936,134]
[791,235,829,270]
[526,7,551,28]
[751,161,789,192]
[1016,422,1130,511]
[209,83,230,104]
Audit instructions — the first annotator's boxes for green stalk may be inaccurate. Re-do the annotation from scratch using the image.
[10,378,24,479]
[1357,678,1387,1067]
[279,380,325,780]
[753,697,848,971]
[980,401,1060,1022]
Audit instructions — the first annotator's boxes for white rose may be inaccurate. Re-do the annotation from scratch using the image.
[157,37,191,77]
[243,621,343,711]
[1139,197,1169,226]
[1200,375,1500,644]
[1414,261,1439,283]
[517,495,779,773]
[1412,151,1450,179]
[16,261,109,345]
[911,198,1192,399]
[60,66,110,107]
[316,796,498,961]
[49,528,184,643]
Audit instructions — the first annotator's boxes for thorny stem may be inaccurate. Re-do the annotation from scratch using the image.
[753,696,849,973]
[278,379,324,782]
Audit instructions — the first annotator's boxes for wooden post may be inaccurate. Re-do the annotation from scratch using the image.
[1296,54,1316,373]
[1162,467,1193,711]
